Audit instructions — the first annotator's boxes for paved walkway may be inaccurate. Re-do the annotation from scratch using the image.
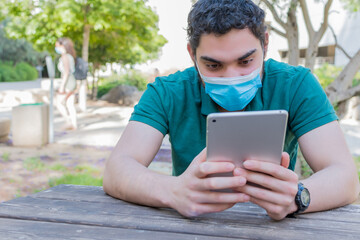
[53,102,171,149]
[1,102,360,155]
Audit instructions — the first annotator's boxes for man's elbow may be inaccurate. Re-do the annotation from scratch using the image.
[350,176,360,204]
[102,169,112,196]
[346,167,360,205]
[102,165,122,200]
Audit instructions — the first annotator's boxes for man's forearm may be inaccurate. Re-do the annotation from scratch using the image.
[103,156,175,208]
[302,163,360,213]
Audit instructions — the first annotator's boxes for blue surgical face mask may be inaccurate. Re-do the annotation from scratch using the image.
[55,47,64,55]
[197,63,262,111]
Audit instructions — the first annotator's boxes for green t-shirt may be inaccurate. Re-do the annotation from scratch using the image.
[130,59,338,176]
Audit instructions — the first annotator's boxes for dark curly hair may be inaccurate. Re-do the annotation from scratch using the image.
[187,0,267,55]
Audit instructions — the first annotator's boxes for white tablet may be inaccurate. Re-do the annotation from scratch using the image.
[206,110,288,171]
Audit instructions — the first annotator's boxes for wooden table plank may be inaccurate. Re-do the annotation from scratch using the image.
[1,190,359,240]
[31,185,115,203]
[0,218,229,240]
[31,184,360,223]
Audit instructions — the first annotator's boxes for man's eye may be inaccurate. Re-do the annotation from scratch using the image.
[240,59,254,65]
[206,63,221,70]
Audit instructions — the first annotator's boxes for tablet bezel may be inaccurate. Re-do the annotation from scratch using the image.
[206,110,288,170]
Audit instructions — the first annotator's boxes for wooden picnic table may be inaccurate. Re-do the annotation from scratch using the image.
[0,184,359,240]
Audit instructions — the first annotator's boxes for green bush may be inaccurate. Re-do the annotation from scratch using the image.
[15,62,38,81]
[0,61,38,82]
[122,70,148,91]
[97,69,148,98]
[15,64,27,80]
[314,63,341,89]
[0,63,20,82]
[314,63,360,89]
[97,81,121,99]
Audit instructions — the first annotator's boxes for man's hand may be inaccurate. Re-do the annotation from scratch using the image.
[169,148,250,217]
[233,152,299,220]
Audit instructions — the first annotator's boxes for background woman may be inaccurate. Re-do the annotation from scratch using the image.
[55,37,77,130]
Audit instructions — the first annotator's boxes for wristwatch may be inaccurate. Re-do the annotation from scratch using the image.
[294,182,310,214]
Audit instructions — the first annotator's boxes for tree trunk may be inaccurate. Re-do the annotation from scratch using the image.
[300,0,333,72]
[305,29,327,71]
[91,63,100,100]
[91,70,96,100]
[326,49,360,104]
[260,0,299,66]
[80,23,90,111]
[286,2,299,66]
[82,24,90,62]
[304,41,317,71]
[94,73,98,100]
[81,3,91,62]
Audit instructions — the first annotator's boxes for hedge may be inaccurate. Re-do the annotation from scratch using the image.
[0,61,38,82]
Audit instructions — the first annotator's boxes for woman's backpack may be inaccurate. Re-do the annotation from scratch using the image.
[74,57,89,80]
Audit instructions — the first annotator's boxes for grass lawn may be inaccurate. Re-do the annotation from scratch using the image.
[22,157,103,195]
[355,156,360,182]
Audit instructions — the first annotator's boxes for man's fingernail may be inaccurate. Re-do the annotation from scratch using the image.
[234,168,241,175]
[243,161,253,168]
[226,163,234,169]
[239,177,246,185]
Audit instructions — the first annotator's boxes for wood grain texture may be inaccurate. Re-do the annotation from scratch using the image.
[0,185,359,240]
[0,218,228,240]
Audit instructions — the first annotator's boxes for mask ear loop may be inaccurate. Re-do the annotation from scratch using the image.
[260,41,266,82]
[194,58,206,86]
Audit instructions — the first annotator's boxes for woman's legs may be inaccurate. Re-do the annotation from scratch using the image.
[65,93,77,129]
[55,94,72,126]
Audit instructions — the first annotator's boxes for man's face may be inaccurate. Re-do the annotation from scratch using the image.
[189,28,266,80]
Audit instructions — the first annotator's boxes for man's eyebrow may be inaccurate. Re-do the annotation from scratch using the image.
[238,49,257,60]
[199,49,257,63]
[199,56,222,64]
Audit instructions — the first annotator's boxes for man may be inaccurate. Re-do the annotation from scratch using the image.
[103,0,359,220]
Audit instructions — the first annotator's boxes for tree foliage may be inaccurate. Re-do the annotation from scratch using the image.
[341,0,360,11]
[0,21,46,66]
[2,0,167,68]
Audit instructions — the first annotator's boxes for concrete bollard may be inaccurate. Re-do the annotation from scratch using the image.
[11,103,49,147]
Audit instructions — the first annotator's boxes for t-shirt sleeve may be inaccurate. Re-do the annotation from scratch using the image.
[289,70,338,139]
[129,79,169,136]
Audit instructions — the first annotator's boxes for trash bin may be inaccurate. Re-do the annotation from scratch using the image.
[12,103,49,146]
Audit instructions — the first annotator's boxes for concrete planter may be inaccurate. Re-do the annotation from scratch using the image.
[0,118,11,143]
[11,104,49,147]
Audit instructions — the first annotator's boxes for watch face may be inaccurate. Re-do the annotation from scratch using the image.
[300,188,310,206]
